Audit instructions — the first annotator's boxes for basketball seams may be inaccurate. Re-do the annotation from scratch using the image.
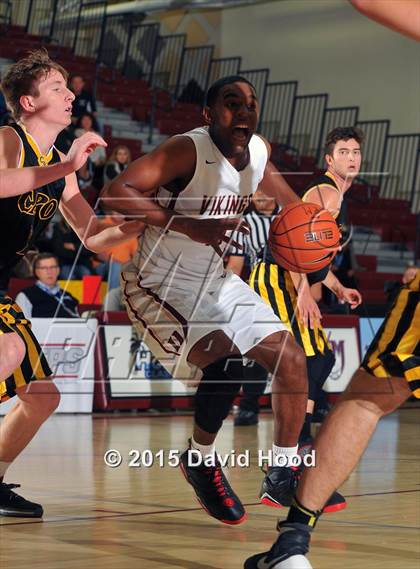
[268,201,339,272]
[270,218,338,238]
[272,241,341,251]
[268,235,307,272]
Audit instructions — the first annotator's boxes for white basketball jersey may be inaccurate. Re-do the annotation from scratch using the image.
[132,126,268,291]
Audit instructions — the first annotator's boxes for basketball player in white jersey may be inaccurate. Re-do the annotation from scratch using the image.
[103,76,322,524]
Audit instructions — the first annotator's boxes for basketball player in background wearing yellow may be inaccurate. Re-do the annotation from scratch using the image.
[229,127,363,514]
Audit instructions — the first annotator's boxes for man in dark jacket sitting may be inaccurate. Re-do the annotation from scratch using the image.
[15,253,79,318]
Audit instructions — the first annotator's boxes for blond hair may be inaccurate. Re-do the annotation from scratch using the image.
[107,144,132,164]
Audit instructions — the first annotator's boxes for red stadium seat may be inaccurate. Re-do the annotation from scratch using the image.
[356,271,400,290]
[299,155,317,171]
[174,102,201,114]
[132,105,150,122]
[355,255,377,271]
[7,278,36,300]
[361,289,387,303]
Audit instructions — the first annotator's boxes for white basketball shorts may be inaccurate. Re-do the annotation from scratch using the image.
[121,265,288,383]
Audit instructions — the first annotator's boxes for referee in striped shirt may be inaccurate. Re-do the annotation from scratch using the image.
[227,189,278,279]
[226,189,278,426]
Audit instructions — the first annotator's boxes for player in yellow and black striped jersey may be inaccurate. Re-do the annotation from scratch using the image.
[249,161,349,355]
[245,267,420,569]
[246,164,355,440]
[0,50,144,518]
[227,190,335,434]
[236,128,364,512]
[362,268,420,397]
[0,122,66,291]
[255,126,364,359]
[230,128,364,419]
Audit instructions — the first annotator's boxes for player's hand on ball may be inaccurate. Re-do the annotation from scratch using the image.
[66,132,107,171]
[338,287,362,309]
[297,289,322,329]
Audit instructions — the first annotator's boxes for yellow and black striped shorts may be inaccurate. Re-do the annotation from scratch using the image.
[0,298,52,403]
[362,283,420,398]
[249,262,332,358]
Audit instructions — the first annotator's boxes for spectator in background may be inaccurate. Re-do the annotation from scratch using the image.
[76,157,95,191]
[75,157,98,208]
[69,74,99,129]
[103,145,131,184]
[74,113,106,167]
[52,215,95,280]
[15,253,79,318]
[75,113,106,196]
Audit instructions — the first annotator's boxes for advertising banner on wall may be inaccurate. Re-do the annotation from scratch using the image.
[104,325,196,398]
[322,326,360,393]
[0,318,97,415]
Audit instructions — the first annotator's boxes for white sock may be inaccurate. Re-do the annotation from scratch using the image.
[191,436,216,459]
[272,444,299,467]
[0,461,11,480]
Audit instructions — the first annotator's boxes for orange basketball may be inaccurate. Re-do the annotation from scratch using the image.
[268,202,341,273]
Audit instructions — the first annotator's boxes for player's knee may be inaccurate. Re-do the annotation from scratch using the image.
[292,344,307,371]
[27,382,61,417]
[42,387,61,416]
[0,333,26,372]
[349,393,402,418]
[273,341,307,388]
[195,395,229,434]
[353,397,381,414]
[344,370,411,417]
[194,357,243,433]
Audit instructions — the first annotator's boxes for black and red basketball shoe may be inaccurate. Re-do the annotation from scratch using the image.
[259,444,347,513]
[180,441,246,525]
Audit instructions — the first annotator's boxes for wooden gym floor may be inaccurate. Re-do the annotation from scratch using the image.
[1,409,419,568]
